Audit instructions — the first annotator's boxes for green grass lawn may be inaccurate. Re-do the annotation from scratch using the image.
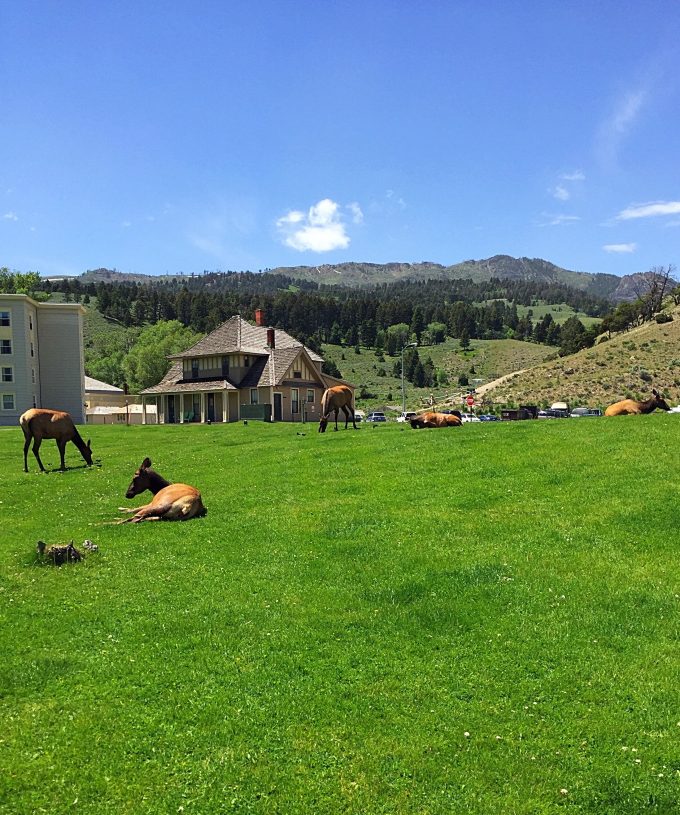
[2,419,679,814]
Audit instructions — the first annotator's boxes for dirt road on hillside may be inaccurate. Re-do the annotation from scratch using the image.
[475,369,528,396]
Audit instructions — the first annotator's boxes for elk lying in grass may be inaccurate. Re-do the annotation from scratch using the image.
[20,408,93,472]
[318,385,358,432]
[118,457,207,523]
[410,411,462,429]
[604,390,671,417]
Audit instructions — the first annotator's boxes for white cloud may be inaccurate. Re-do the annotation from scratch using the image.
[597,88,648,166]
[551,185,570,201]
[539,213,581,227]
[121,220,132,228]
[347,202,364,224]
[616,201,680,220]
[603,242,637,254]
[560,170,585,182]
[2,211,18,221]
[276,198,354,252]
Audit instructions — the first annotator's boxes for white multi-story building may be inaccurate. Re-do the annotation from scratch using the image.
[0,294,86,426]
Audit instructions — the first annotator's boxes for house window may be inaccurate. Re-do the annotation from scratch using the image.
[30,341,34,358]
[0,311,9,327]
[191,360,199,379]
[244,355,250,367]
[1,340,11,355]
[250,388,259,405]
[29,314,33,331]
[293,370,302,379]
[221,356,229,378]
[192,394,201,421]
[31,368,35,384]
[291,388,299,414]
[2,394,15,410]
[307,389,314,403]
[1,367,12,383]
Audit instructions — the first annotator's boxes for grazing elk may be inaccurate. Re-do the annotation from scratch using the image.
[20,408,93,473]
[118,457,207,523]
[604,389,671,417]
[318,385,358,432]
[410,411,463,429]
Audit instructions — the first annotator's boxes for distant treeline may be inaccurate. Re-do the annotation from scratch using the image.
[41,273,607,358]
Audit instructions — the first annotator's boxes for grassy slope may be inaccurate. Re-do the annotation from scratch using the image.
[2,420,679,814]
[326,339,555,412]
[486,306,680,409]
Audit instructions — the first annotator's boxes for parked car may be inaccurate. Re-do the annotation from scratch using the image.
[354,410,365,422]
[542,408,570,419]
[365,411,387,423]
[460,413,481,423]
[396,411,418,423]
[479,414,500,421]
[570,407,603,418]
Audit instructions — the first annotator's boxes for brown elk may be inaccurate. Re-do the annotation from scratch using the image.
[318,385,358,432]
[118,457,207,523]
[20,408,93,473]
[604,389,671,417]
[410,411,462,429]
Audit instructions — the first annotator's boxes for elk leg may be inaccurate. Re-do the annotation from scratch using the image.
[118,507,139,513]
[342,405,350,429]
[23,434,31,472]
[32,438,46,472]
[118,502,173,524]
[57,439,67,471]
[334,408,339,431]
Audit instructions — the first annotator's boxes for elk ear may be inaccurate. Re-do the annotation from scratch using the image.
[652,389,658,397]
[141,457,152,469]
[86,439,91,449]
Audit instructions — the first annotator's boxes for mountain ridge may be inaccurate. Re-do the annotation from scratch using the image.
[61,256,674,303]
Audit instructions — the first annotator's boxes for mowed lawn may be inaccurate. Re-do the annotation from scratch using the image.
[1,417,678,815]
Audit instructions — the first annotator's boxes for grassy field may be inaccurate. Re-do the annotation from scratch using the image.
[2,419,679,814]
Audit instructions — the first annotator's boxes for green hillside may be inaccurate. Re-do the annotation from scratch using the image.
[482,304,680,409]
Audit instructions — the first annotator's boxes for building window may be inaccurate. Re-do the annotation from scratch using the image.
[30,341,34,358]
[29,314,33,331]
[0,340,11,355]
[31,368,35,384]
[191,360,199,379]
[250,388,259,405]
[33,395,37,408]
[1,367,12,383]
[291,388,299,414]
[244,355,250,367]
[0,311,9,327]
[293,370,302,379]
[221,356,229,378]
[307,389,314,403]
[2,394,15,410]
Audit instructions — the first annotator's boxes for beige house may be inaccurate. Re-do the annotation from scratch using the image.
[85,375,157,424]
[141,311,353,424]
[0,294,86,426]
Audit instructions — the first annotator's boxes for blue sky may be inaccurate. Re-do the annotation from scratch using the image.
[2,2,679,278]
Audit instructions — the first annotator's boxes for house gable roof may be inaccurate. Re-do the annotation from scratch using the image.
[168,315,323,363]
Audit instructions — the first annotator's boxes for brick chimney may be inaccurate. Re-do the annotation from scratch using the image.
[255,308,265,326]
[266,327,275,349]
